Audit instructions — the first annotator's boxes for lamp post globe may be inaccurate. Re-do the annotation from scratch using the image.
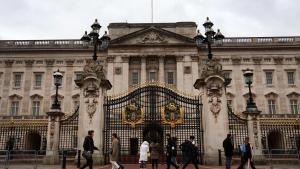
[81,19,110,61]
[194,17,225,60]
[52,69,63,110]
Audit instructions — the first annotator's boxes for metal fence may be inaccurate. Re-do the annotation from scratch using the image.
[0,149,78,169]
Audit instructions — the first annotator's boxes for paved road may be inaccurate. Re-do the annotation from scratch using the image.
[2,164,300,169]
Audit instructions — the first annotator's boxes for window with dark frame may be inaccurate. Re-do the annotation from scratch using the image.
[265,71,273,85]
[132,72,139,85]
[32,101,40,116]
[14,73,22,88]
[11,101,19,116]
[268,99,276,114]
[34,73,43,88]
[287,71,295,85]
[167,72,175,84]
[290,99,299,114]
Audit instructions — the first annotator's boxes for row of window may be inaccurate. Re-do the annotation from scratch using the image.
[10,100,80,116]
[131,71,175,85]
[11,72,82,88]
[228,99,299,114]
[223,70,296,85]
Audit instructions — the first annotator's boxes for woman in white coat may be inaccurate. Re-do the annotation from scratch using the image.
[139,141,150,169]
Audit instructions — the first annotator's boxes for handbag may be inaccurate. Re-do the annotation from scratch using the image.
[82,151,92,159]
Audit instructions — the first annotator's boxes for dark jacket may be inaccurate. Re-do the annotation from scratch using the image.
[83,136,98,153]
[181,140,198,158]
[223,137,234,157]
[166,138,177,157]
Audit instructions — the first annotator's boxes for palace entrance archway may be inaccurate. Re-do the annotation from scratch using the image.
[104,84,203,163]
[25,132,41,150]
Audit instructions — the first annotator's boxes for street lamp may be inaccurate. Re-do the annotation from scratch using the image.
[52,69,63,110]
[243,68,258,112]
[81,19,111,61]
[194,17,225,60]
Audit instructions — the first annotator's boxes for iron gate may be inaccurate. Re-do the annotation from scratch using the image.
[104,84,203,163]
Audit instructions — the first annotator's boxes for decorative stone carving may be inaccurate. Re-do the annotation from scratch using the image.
[231,56,241,65]
[84,81,99,122]
[107,57,115,63]
[25,60,34,67]
[65,59,75,66]
[114,67,122,75]
[4,60,14,67]
[209,95,221,120]
[45,59,55,66]
[139,32,167,44]
[83,60,105,80]
[252,57,262,65]
[200,59,223,79]
[184,66,191,74]
[273,57,283,64]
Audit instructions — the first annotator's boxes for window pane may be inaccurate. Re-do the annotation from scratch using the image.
[290,99,299,114]
[265,72,273,85]
[287,72,295,84]
[14,74,21,87]
[32,101,40,116]
[132,72,139,85]
[167,72,174,84]
[268,100,276,114]
[35,74,42,87]
[149,72,156,81]
[11,101,19,116]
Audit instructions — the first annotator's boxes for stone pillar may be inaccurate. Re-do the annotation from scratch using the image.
[122,57,129,91]
[65,59,75,113]
[75,60,112,164]
[141,57,147,83]
[176,56,184,91]
[243,110,264,159]
[158,57,164,82]
[43,59,55,113]
[22,60,34,114]
[0,60,14,114]
[44,108,64,164]
[194,59,230,165]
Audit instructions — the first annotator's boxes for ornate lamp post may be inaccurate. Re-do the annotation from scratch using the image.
[52,69,63,110]
[243,68,258,112]
[194,17,225,60]
[81,19,111,61]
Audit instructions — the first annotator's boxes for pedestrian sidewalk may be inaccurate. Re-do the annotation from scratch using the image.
[3,164,300,169]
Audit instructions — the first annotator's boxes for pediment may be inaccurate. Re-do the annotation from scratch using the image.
[110,26,195,45]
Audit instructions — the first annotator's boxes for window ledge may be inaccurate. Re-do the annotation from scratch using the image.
[33,86,42,90]
[288,84,296,87]
[12,87,21,90]
[266,84,274,87]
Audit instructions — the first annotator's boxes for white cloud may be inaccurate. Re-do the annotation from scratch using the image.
[0,0,299,39]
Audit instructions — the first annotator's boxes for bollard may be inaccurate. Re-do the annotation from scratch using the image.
[77,150,81,168]
[62,150,67,169]
[218,149,222,166]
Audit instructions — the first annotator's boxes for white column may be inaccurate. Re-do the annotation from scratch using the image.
[141,57,147,83]
[176,56,184,91]
[107,57,114,95]
[158,56,165,82]
[122,57,129,91]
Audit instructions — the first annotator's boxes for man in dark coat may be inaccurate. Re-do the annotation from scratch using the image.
[80,130,99,169]
[182,136,199,169]
[166,134,179,169]
[223,134,234,169]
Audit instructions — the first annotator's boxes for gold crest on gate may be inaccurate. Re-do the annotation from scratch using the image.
[161,102,184,128]
[122,102,144,128]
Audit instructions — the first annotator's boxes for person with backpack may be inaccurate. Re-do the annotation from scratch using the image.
[237,137,256,169]
[181,136,199,169]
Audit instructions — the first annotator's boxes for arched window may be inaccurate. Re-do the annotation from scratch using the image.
[9,94,22,116]
[30,94,43,116]
[287,92,300,114]
[265,92,278,114]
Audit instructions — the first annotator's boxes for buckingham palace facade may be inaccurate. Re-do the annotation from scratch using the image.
[0,22,299,162]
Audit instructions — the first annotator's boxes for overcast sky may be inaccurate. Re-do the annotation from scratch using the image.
[0,0,299,40]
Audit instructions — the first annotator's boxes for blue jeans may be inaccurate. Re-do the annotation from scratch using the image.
[225,156,232,169]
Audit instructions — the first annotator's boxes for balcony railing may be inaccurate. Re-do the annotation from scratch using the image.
[0,36,299,48]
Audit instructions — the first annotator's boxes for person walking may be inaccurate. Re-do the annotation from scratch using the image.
[150,140,160,169]
[181,136,199,169]
[166,134,179,169]
[237,137,256,169]
[111,133,120,169]
[179,139,189,166]
[223,134,234,169]
[80,130,99,169]
[117,136,124,169]
[139,141,150,169]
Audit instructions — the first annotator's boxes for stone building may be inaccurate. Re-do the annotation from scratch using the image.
[0,22,299,163]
